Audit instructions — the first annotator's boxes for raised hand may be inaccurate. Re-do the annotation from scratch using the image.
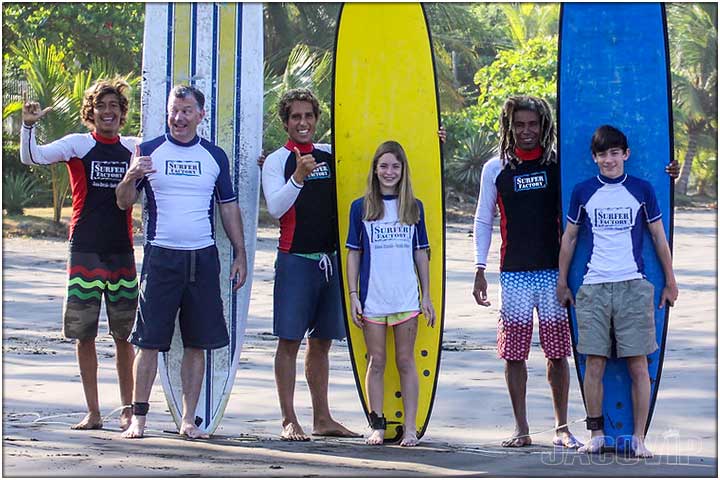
[22,95,52,126]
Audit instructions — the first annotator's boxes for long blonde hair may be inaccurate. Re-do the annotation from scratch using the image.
[363,141,420,225]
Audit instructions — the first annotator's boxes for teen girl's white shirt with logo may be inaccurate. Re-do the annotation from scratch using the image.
[346,195,429,317]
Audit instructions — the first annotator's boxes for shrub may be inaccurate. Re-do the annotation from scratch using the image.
[3,172,39,215]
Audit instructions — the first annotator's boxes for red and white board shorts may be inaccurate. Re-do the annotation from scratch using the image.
[497,269,571,361]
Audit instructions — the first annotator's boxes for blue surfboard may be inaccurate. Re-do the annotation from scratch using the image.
[558,3,674,451]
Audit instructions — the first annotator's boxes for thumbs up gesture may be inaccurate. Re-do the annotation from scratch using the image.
[126,144,157,180]
[291,147,326,185]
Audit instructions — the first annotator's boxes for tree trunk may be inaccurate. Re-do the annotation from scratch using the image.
[50,163,69,223]
[676,131,698,196]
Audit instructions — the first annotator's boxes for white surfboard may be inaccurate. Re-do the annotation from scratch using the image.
[141,2,263,435]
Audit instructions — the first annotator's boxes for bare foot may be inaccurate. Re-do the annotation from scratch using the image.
[121,415,146,439]
[400,431,418,447]
[552,430,583,449]
[501,430,532,447]
[631,435,653,458]
[179,422,209,439]
[312,419,360,438]
[119,407,133,431]
[365,429,384,445]
[281,421,310,441]
[578,435,604,454]
[71,412,103,430]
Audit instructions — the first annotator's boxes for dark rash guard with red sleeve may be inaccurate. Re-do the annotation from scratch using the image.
[473,149,561,272]
[261,140,338,254]
[20,126,137,253]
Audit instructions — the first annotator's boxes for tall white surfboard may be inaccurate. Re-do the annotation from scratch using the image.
[141,2,263,435]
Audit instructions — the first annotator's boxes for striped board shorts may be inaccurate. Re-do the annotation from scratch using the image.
[63,250,138,340]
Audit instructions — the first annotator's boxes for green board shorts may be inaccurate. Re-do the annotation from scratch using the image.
[575,278,658,358]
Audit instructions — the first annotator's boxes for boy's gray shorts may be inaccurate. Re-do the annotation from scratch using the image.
[575,278,658,358]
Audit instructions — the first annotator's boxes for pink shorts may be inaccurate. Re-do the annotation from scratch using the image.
[497,269,571,361]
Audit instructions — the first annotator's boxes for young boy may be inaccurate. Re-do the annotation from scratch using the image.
[556,125,678,458]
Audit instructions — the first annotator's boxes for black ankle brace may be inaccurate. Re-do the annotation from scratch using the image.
[368,411,386,430]
[132,402,150,416]
[586,415,604,431]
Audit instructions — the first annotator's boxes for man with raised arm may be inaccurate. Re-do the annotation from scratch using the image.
[20,79,138,431]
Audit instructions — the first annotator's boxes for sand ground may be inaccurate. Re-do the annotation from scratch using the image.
[2,209,717,477]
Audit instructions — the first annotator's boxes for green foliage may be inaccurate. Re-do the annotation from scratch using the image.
[263,44,333,151]
[425,3,509,110]
[445,130,498,196]
[667,3,718,195]
[6,39,141,218]
[3,172,39,215]
[263,4,340,76]
[2,3,144,74]
[692,149,718,197]
[498,3,559,48]
[441,105,486,155]
[473,36,558,134]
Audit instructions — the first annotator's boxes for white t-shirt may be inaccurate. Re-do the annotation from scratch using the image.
[346,196,429,317]
[137,134,236,250]
[566,173,662,284]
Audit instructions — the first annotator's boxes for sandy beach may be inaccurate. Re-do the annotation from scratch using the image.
[2,208,717,477]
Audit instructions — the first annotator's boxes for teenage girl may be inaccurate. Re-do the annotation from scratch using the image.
[346,140,436,447]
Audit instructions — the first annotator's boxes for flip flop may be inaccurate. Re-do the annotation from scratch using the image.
[552,433,583,449]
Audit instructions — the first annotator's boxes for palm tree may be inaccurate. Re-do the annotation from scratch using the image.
[498,3,559,49]
[10,39,75,223]
[8,39,142,221]
[668,3,718,195]
[263,3,339,77]
[263,43,332,151]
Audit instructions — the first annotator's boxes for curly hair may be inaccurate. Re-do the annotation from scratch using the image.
[80,79,130,130]
[498,95,556,167]
[277,88,321,124]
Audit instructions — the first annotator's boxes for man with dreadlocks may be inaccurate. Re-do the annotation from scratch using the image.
[471,95,581,449]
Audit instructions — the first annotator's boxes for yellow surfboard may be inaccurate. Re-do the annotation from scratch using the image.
[333,3,444,442]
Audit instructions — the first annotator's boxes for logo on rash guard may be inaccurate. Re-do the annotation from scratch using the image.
[306,163,331,181]
[594,207,634,229]
[166,160,202,176]
[90,161,127,187]
[514,172,547,192]
[370,223,412,243]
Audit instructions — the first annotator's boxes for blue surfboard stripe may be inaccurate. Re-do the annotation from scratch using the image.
[190,3,197,84]
[230,3,243,361]
[195,1,212,429]
[558,3,673,450]
[165,3,174,135]
[210,4,219,145]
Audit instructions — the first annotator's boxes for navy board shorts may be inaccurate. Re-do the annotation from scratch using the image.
[131,244,229,352]
[273,251,345,341]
